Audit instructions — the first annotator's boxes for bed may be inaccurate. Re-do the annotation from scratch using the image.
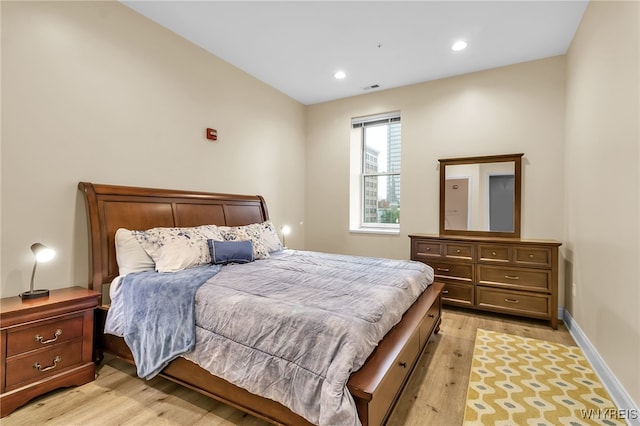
[78,181,443,426]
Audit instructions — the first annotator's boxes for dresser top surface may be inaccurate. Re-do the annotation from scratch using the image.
[409,233,562,247]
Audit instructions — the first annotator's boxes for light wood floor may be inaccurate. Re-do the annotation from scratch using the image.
[2,307,576,426]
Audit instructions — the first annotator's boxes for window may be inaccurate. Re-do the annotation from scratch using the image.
[350,112,401,232]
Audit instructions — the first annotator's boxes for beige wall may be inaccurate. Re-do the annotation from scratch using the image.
[565,0,639,404]
[1,1,306,297]
[305,57,566,273]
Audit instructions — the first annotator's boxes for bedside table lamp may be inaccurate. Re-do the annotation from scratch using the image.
[280,225,291,248]
[20,243,55,300]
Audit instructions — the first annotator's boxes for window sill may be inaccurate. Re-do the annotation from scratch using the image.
[349,227,400,236]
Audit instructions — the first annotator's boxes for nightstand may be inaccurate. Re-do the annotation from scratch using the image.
[0,286,100,417]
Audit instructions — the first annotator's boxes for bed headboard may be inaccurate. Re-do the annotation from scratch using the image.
[78,182,269,293]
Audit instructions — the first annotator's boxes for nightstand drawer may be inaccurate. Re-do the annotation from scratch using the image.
[477,265,550,292]
[5,340,84,390]
[7,315,84,357]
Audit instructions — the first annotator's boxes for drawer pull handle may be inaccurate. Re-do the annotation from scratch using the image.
[437,268,450,272]
[35,329,62,344]
[428,313,435,318]
[426,247,431,251]
[504,298,519,304]
[442,290,449,294]
[34,356,61,372]
[504,275,520,280]
[492,251,497,256]
[529,254,534,259]
[456,249,461,254]
[399,361,407,368]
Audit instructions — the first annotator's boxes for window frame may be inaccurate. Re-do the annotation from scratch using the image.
[349,112,401,234]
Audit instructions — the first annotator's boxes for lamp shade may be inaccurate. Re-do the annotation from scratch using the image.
[31,243,55,262]
[280,225,291,248]
[20,243,55,300]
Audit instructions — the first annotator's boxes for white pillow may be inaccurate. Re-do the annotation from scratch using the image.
[115,228,155,276]
[132,225,224,273]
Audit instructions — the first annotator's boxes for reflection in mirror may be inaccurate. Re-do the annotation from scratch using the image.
[444,161,515,232]
[439,153,523,238]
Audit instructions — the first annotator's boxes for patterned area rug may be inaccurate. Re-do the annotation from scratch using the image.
[463,329,624,425]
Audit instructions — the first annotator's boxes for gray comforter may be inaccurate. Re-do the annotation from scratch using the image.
[106,249,434,426]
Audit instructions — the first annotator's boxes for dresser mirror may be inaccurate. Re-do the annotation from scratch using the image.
[439,153,523,238]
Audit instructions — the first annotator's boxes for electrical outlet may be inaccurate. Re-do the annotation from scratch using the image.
[572,282,577,297]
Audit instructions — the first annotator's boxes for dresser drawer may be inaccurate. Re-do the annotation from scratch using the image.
[5,340,84,390]
[514,247,552,267]
[7,315,84,357]
[477,244,510,263]
[477,265,550,292]
[476,287,550,318]
[412,240,443,260]
[441,282,474,306]
[444,243,474,261]
[430,261,473,283]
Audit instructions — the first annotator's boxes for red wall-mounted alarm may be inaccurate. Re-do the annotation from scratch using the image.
[206,128,218,141]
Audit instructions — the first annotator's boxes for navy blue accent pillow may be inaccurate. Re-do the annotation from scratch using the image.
[208,240,254,265]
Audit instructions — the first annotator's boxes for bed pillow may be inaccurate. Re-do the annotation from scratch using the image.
[219,224,270,259]
[132,225,224,273]
[208,240,254,265]
[115,228,155,276]
[253,220,284,253]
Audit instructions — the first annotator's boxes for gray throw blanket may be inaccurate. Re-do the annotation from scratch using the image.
[121,265,221,379]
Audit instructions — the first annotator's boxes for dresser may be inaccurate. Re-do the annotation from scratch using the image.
[0,287,100,417]
[409,234,561,329]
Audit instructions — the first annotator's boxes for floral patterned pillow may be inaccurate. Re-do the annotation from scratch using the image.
[219,223,272,259]
[133,225,224,272]
[253,221,283,253]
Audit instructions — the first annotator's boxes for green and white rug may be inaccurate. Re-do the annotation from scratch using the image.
[463,329,624,425]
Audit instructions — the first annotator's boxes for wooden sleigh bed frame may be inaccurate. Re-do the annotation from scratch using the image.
[78,182,443,426]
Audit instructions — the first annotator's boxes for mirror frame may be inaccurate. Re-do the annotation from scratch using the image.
[439,153,524,238]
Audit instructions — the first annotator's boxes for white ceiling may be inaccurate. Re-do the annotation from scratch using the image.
[122,1,588,105]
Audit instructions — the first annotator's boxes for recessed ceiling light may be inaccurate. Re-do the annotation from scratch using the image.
[334,71,346,80]
[451,40,467,51]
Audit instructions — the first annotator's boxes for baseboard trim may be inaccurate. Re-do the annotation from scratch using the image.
[562,308,640,426]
